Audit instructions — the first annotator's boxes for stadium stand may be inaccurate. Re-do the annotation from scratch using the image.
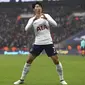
[0,1,84,51]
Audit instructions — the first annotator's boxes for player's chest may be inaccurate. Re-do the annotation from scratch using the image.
[33,18,49,31]
[33,18,47,26]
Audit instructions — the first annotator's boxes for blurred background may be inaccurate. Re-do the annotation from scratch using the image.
[0,0,85,55]
[0,1,85,85]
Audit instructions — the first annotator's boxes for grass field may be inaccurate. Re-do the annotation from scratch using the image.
[0,54,85,85]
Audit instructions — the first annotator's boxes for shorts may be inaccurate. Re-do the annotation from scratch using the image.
[30,44,57,57]
[81,47,85,50]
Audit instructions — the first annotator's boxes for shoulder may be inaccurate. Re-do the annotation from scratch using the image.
[44,13,51,17]
[29,16,36,21]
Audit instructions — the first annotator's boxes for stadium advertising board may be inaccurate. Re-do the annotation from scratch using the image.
[4,51,30,55]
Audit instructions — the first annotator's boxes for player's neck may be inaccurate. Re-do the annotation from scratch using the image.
[35,12,43,18]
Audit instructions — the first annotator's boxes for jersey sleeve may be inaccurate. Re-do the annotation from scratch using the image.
[45,14,57,27]
[25,17,34,31]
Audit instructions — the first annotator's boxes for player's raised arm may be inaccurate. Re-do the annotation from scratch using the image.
[14,2,67,85]
[25,17,34,31]
[45,14,57,27]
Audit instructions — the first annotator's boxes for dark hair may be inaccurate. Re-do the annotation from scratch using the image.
[32,2,42,9]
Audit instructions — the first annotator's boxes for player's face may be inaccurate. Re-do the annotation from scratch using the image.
[33,4,42,14]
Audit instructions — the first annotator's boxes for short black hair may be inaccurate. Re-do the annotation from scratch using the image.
[32,2,42,9]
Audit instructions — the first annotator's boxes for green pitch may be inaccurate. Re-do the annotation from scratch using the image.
[0,54,85,85]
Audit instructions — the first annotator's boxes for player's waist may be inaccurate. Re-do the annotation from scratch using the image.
[34,37,53,45]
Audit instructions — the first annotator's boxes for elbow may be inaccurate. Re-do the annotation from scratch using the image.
[55,23,57,27]
[54,23,57,27]
[25,27,28,31]
[25,29,27,31]
[52,21,57,27]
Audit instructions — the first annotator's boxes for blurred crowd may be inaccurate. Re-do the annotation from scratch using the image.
[0,2,84,51]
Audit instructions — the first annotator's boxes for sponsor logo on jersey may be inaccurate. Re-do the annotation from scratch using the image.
[37,25,48,31]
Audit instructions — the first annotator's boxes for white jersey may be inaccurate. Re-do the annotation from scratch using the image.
[25,14,57,45]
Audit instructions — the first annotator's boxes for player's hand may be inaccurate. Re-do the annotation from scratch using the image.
[42,13,47,20]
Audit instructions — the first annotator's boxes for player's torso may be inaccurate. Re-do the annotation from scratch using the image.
[81,40,85,47]
[32,15,53,45]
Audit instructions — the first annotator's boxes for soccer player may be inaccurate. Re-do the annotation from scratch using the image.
[80,38,85,56]
[14,2,67,85]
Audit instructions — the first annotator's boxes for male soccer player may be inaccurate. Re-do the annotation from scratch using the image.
[80,38,85,56]
[14,2,67,85]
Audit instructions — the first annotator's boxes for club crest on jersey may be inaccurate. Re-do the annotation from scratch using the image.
[37,25,48,31]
